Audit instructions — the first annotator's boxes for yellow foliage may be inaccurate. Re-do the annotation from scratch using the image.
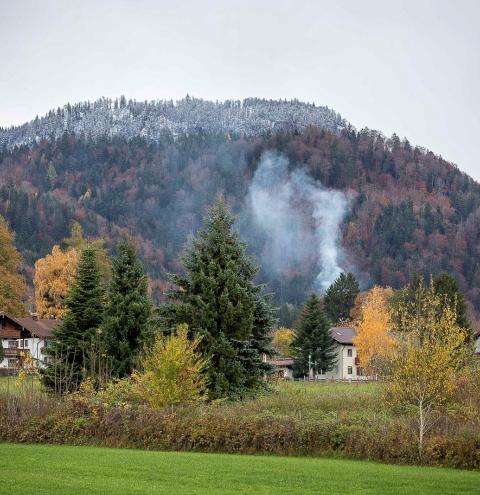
[272,327,295,357]
[132,324,208,409]
[353,287,394,376]
[386,286,468,455]
[0,216,27,316]
[34,245,79,318]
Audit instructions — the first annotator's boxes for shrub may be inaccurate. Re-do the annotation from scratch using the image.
[132,324,208,409]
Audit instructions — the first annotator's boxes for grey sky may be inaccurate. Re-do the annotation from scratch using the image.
[1,0,479,180]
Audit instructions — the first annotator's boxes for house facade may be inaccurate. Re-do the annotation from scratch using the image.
[270,326,367,381]
[0,312,59,373]
[319,327,366,380]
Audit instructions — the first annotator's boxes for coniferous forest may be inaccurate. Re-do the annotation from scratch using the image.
[1,98,480,322]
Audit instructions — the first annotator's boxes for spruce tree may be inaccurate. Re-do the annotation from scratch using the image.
[323,272,360,323]
[160,199,274,399]
[432,272,470,331]
[292,294,337,378]
[102,239,153,377]
[42,246,105,393]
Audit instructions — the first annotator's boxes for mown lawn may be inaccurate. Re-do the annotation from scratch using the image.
[1,443,479,494]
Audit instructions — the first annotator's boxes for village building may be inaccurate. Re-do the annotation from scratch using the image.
[270,326,367,381]
[0,312,59,373]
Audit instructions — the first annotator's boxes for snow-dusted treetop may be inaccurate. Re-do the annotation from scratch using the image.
[0,96,346,149]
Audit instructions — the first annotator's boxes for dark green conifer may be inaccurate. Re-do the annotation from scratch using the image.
[42,246,104,393]
[102,239,153,377]
[292,294,337,378]
[323,272,360,323]
[160,199,274,399]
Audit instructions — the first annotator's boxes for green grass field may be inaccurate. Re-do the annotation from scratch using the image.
[1,443,478,494]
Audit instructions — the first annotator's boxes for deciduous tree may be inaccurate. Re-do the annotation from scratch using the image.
[272,327,295,357]
[386,286,468,457]
[34,245,79,318]
[352,286,394,376]
[132,324,207,409]
[0,216,26,316]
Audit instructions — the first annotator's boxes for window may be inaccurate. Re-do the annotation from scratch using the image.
[23,339,29,347]
[8,340,18,349]
[347,348,352,357]
[7,358,17,368]
[347,366,353,375]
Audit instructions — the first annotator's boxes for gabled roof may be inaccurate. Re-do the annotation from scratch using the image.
[329,326,356,345]
[0,312,61,338]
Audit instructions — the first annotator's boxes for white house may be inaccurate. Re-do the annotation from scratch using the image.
[319,327,367,380]
[270,326,367,380]
[0,312,59,372]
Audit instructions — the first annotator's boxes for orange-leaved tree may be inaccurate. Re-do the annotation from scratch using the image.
[34,245,79,318]
[0,215,26,316]
[353,286,394,377]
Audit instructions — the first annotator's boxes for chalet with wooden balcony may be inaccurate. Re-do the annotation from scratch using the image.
[0,312,61,373]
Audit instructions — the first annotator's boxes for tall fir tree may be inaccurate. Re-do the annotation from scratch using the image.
[323,272,360,323]
[292,294,337,378]
[42,246,105,393]
[432,272,471,332]
[0,216,26,316]
[102,239,153,377]
[160,199,274,399]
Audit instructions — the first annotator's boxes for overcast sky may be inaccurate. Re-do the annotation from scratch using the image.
[1,0,479,180]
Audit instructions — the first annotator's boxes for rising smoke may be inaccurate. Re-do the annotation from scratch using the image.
[245,151,350,293]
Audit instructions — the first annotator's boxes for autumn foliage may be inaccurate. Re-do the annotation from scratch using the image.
[0,216,26,316]
[352,287,394,376]
[34,245,79,318]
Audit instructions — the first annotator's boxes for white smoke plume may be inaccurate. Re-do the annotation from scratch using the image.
[246,151,349,292]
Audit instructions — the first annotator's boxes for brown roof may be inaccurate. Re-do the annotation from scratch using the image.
[16,317,61,337]
[329,326,356,345]
[1,312,61,338]
[271,358,294,367]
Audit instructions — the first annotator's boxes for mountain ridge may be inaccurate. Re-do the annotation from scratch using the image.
[0,96,346,150]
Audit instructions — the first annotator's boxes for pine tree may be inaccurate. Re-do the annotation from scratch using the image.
[0,216,26,316]
[292,294,337,378]
[323,272,360,323]
[42,247,105,393]
[102,239,153,377]
[160,199,274,399]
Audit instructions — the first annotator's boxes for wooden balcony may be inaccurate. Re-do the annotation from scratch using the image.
[3,347,30,358]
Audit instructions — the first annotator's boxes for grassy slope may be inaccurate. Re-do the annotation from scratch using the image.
[1,443,479,495]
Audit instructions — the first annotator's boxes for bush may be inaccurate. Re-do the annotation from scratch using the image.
[0,381,479,469]
[132,324,208,409]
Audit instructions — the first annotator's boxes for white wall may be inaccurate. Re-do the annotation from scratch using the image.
[1,337,48,369]
[317,344,368,381]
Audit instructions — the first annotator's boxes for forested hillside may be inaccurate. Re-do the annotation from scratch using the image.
[1,98,479,319]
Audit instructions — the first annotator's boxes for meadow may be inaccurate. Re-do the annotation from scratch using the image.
[1,443,479,495]
[1,378,479,469]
